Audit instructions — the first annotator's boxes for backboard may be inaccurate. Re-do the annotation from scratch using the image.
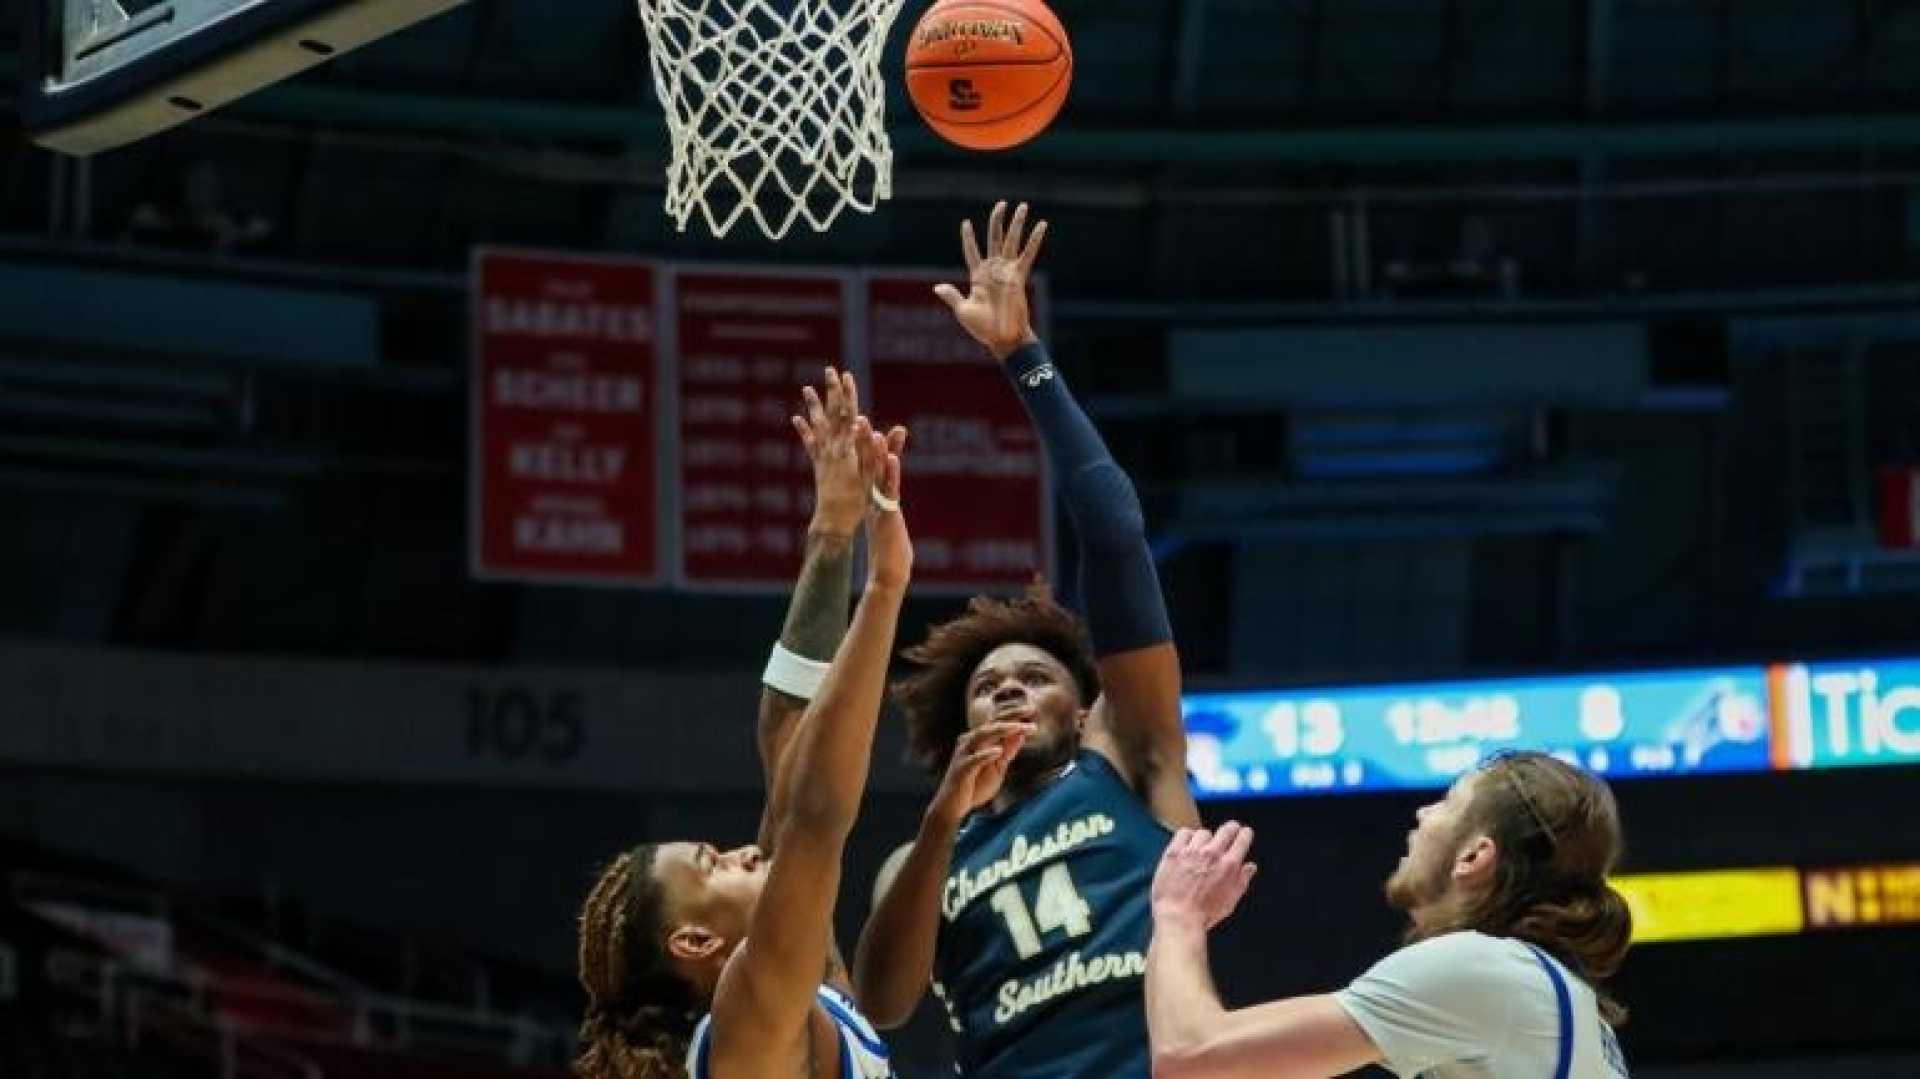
[25,0,470,155]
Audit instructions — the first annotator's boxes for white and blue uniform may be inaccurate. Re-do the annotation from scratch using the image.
[687,984,893,1078]
[1334,931,1630,1079]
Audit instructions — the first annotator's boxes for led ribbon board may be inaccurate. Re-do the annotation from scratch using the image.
[1185,665,1774,798]
[1613,862,1920,944]
[1770,660,1920,772]
[1185,656,1920,799]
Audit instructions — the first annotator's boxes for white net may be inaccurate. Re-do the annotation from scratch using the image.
[637,0,906,240]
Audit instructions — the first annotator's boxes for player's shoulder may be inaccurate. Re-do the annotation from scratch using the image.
[1364,931,1539,993]
[1400,929,1523,960]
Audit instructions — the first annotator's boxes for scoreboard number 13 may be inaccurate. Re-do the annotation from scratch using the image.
[1262,701,1344,758]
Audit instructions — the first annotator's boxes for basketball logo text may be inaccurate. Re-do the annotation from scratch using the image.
[917,18,1027,51]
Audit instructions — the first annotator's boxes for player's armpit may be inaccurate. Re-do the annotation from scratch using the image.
[1089,643,1199,829]
[754,689,807,853]
[1153,995,1382,1079]
[708,821,845,1071]
[852,828,954,1028]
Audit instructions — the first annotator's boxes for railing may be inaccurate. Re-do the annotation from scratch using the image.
[13,870,366,998]
[129,991,325,1079]
[17,868,573,1071]
[46,947,571,1069]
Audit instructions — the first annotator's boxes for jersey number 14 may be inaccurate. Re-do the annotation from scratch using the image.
[987,864,1092,959]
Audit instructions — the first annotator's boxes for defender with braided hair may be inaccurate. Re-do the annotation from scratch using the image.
[1146,751,1635,1079]
[575,367,909,1079]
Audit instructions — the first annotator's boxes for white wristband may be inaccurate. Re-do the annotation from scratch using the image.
[763,642,830,700]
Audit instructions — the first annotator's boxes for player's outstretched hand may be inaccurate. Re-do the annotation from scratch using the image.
[927,720,1036,826]
[934,200,1047,362]
[861,418,911,592]
[792,365,869,538]
[1151,822,1258,932]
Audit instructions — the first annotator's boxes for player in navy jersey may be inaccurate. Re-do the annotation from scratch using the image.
[852,202,1200,1079]
[574,369,907,1079]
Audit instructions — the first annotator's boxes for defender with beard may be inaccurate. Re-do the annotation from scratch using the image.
[851,201,1199,1079]
[1145,752,1634,1079]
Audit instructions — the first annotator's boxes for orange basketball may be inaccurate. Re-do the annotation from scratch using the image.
[904,0,1072,152]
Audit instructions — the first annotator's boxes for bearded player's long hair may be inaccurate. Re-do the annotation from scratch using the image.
[1411,752,1634,1024]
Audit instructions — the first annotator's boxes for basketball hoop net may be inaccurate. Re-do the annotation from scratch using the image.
[636,0,906,240]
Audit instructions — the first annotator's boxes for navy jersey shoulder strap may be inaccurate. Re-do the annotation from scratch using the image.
[1524,944,1574,1079]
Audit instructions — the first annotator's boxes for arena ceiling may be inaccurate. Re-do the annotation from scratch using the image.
[5,0,1920,297]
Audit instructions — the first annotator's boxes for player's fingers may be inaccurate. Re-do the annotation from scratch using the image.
[884,451,902,500]
[1005,202,1030,257]
[933,283,965,313]
[1241,864,1258,886]
[987,201,1007,256]
[1170,828,1205,858]
[961,219,983,272]
[801,384,827,429]
[960,746,1002,772]
[865,431,887,483]
[851,416,875,471]
[1223,823,1256,867]
[1164,829,1193,858]
[969,719,1036,740]
[1018,219,1049,273]
[823,365,846,420]
[791,415,817,454]
[1202,821,1241,857]
[887,425,908,456]
[840,369,860,417]
[955,724,996,750]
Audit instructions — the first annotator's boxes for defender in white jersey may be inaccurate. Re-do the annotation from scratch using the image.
[688,985,893,1079]
[1145,751,1633,1079]
[573,369,908,1079]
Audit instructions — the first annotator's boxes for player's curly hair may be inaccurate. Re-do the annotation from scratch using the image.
[1417,752,1634,1025]
[892,586,1100,777]
[574,846,703,1079]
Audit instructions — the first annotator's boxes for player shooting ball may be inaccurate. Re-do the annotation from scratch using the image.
[854,202,1198,1079]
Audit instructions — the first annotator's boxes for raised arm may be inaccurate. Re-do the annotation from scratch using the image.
[754,368,897,856]
[853,718,1033,1026]
[1146,825,1380,1079]
[936,200,1197,828]
[708,424,912,1074]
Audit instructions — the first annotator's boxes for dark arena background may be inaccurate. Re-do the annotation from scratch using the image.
[5,1,1920,1076]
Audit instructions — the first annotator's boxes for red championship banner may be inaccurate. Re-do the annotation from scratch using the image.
[470,249,662,584]
[673,268,855,589]
[1878,465,1920,549]
[865,272,1052,592]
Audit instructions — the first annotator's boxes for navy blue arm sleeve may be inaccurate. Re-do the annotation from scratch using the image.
[1003,341,1172,656]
